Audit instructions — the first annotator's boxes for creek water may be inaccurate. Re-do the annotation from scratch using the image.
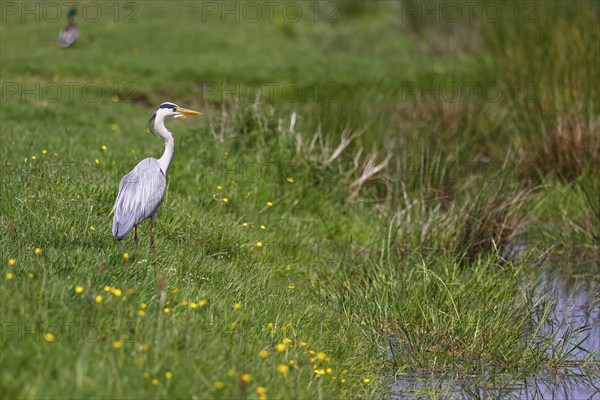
[386,252,600,399]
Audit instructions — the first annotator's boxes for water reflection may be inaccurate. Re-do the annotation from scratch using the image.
[541,258,599,356]
[388,368,598,399]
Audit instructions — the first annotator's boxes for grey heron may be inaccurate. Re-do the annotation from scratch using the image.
[112,102,201,262]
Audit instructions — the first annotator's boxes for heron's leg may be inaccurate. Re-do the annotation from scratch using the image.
[134,225,139,248]
[150,215,157,265]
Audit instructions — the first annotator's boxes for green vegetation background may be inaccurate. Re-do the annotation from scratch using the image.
[1,1,598,398]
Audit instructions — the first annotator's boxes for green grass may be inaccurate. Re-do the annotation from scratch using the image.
[1,1,599,398]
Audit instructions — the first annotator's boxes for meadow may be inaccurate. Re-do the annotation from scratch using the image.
[1,1,599,398]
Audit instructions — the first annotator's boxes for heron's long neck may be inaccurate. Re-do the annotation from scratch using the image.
[155,117,174,175]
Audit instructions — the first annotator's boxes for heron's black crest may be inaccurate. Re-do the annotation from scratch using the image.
[159,102,178,110]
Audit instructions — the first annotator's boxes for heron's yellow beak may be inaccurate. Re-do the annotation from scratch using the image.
[177,108,202,116]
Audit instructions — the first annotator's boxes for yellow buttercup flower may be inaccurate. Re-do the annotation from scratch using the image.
[277,364,289,375]
[213,381,225,389]
[34,247,42,255]
[75,286,84,294]
[199,299,208,307]
[286,177,294,183]
[227,369,236,377]
[222,198,228,203]
[363,378,370,383]
[274,343,286,352]
[317,352,326,361]
[266,201,273,206]
[163,307,170,313]
[259,350,269,358]
[137,310,145,317]
[151,378,159,385]
[43,333,56,342]
[101,145,107,151]
[240,373,251,383]
[42,149,48,155]
[113,340,122,349]
[8,258,15,266]
[256,386,267,395]
[256,241,263,247]
[260,224,266,230]
[95,295,103,303]
[122,252,129,260]
[216,185,222,190]
[6,273,14,280]
[165,371,173,379]
[233,303,242,310]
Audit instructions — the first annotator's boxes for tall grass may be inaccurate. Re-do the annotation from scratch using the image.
[481,1,600,182]
[1,1,598,398]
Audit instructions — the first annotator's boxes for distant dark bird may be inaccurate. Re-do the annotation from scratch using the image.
[112,103,202,263]
[58,7,79,48]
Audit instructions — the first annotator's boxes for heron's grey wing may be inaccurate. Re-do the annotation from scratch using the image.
[112,158,166,240]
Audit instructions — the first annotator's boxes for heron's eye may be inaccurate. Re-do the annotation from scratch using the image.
[172,107,177,112]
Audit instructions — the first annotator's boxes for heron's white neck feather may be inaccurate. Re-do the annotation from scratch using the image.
[154,113,174,175]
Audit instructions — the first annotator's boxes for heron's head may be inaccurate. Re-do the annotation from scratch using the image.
[146,102,201,135]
